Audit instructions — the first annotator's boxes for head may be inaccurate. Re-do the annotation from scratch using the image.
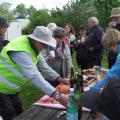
[28,26,56,52]
[0,16,9,40]
[79,25,86,36]
[88,17,99,29]
[64,23,75,35]
[108,21,116,29]
[47,23,57,33]
[53,27,65,46]
[102,29,120,51]
[110,7,120,24]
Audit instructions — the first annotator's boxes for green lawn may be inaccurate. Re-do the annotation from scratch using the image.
[20,51,108,109]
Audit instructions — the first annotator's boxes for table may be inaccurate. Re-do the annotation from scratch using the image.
[14,105,95,120]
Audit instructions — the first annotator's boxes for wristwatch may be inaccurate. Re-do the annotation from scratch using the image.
[53,91,62,100]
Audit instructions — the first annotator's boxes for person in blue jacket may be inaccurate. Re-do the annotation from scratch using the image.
[92,28,120,91]
[79,29,120,120]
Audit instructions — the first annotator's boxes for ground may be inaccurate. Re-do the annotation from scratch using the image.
[20,51,108,109]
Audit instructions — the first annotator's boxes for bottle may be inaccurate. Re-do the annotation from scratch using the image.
[74,65,83,119]
[94,66,100,81]
[77,65,84,93]
[67,88,78,120]
[70,67,76,88]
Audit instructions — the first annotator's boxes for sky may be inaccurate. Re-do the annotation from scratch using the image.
[0,0,70,10]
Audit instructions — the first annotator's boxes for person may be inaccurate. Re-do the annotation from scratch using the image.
[80,29,120,120]
[75,25,88,70]
[0,26,69,120]
[80,77,120,120]
[108,7,120,68]
[0,16,9,52]
[91,29,120,92]
[64,23,76,56]
[84,17,104,68]
[47,27,72,87]
[108,21,116,29]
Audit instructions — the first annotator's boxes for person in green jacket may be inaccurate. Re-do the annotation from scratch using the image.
[0,26,69,120]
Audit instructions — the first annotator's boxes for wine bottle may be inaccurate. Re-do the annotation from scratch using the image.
[70,67,76,88]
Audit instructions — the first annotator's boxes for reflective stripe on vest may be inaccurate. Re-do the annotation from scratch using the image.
[0,74,19,88]
[0,54,26,80]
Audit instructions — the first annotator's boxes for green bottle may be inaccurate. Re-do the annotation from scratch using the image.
[67,88,78,120]
[70,67,76,88]
[74,65,83,119]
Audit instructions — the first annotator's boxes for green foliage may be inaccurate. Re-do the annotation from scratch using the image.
[94,0,120,27]
[20,82,43,109]
[27,5,37,16]
[14,3,27,18]
[23,9,52,34]
[0,4,13,20]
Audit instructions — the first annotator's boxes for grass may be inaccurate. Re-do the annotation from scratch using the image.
[20,51,108,109]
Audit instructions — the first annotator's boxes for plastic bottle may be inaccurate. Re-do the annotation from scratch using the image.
[67,88,78,120]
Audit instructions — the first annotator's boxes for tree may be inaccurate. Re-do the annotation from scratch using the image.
[0,4,13,20]
[94,0,120,27]
[27,5,37,17]
[14,3,27,18]
[23,9,52,34]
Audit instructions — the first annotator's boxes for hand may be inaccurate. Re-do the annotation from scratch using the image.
[57,94,69,106]
[57,77,70,86]
[69,45,74,48]
[47,55,55,61]
[89,47,94,52]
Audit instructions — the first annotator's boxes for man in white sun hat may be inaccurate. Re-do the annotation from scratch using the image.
[0,26,69,120]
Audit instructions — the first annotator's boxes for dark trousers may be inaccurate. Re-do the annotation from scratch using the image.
[108,51,118,69]
[0,93,23,120]
[86,58,101,69]
[76,56,89,70]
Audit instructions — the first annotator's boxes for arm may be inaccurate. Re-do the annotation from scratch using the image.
[8,51,56,96]
[37,53,60,81]
[91,56,120,91]
[93,29,104,51]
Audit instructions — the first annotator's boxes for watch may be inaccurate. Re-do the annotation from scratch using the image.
[53,91,62,100]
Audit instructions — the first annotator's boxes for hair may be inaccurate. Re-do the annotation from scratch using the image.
[88,17,99,25]
[47,23,57,32]
[53,27,65,39]
[102,29,120,51]
[65,23,75,34]
[79,25,85,30]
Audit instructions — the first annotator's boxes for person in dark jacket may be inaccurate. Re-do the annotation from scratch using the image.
[75,25,88,70]
[108,7,120,68]
[0,16,9,52]
[84,17,104,68]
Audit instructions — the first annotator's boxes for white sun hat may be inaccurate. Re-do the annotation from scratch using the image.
[47,23,57,32]
[28,26,56,48]
[110,7,120,18]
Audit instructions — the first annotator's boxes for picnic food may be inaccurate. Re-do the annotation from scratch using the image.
[99,71,106,79]
[82,69,95,75]
[57,83,70,94]
[83,75,97,85]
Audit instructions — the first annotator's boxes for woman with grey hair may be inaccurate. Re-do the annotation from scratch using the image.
[47,27,72,87]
